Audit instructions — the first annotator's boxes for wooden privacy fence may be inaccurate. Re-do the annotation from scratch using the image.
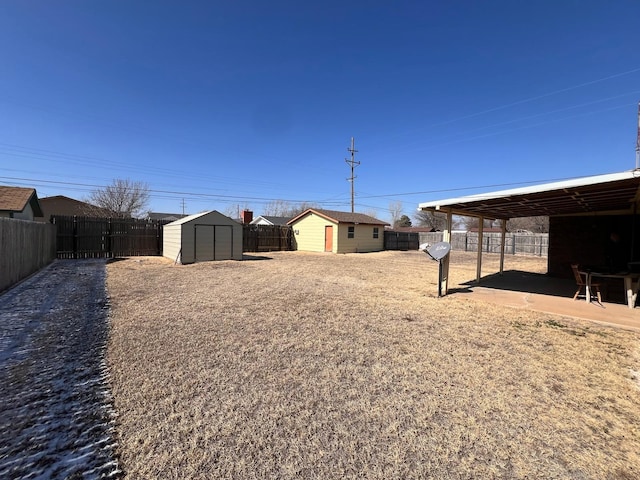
[243,225,292,252]
[52,215,164,259]
[419,231,549,257]
[0,218,56,292]
[384,231,420,251]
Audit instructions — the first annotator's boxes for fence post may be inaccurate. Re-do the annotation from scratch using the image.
[72,216,78,259]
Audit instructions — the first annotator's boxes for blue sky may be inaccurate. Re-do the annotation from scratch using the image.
[1,1,640,222]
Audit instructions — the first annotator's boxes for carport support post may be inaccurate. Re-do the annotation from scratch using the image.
[499,219,507,274]
[476,216,484,283]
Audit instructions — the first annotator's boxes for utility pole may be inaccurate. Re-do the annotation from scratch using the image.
[636,102,640,170]
[180,198,186,215]
[345,137,360,213]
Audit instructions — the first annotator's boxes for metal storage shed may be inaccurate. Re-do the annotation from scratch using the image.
[163,210,243,264]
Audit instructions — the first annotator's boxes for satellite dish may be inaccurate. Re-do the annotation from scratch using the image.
[426,241,451,261]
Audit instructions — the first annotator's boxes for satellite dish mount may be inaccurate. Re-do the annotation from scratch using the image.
[421,241,451,297]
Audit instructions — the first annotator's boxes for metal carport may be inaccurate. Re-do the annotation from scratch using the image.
[417,169,640,296]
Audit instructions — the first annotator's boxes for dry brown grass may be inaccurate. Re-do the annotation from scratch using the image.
[106,251,640,479]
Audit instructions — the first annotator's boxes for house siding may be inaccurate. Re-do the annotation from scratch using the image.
[2,204,35,221]
[336,223,385,253]
[162,224,182,263]
[292,214,338,253]
[291,213,385,253]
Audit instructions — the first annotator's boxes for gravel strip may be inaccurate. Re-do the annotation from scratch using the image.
[0,259,121,479]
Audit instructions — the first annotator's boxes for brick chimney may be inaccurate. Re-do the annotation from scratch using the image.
[241,209,253,224]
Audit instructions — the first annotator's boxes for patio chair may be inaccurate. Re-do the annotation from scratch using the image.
[571,264,602,304]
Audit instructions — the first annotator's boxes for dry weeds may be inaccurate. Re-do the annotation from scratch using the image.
[106,251,640,479]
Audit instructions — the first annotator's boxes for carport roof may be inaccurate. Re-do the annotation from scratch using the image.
[418,170,640,220]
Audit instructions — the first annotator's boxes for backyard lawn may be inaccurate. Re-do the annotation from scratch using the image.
[106,251,640,479]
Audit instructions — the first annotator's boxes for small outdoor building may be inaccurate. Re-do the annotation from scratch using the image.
[0,186,43,221]
[287,208,388,253]
[163,210,243,264]
[417,169,640,297]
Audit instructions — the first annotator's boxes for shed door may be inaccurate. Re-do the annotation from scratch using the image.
[194,225,215,262]
[324,226,333,252]
[214,226,233,260]
[195,225,233,261]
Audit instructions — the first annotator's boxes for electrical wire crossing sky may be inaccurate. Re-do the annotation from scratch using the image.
[1,1,640,222]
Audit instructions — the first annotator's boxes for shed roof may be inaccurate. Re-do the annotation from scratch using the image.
[418,170,640,220]
[288,208,389,226]
[0,186,43,217]
[164,210,240,226]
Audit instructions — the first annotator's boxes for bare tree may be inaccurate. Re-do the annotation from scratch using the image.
[87,179,150,218]
[460,216,496,231]
[222,203,252,220]
[262,200,318,218]
[507,216,549,233]
[388,201,403,228]
[414,210,447,231]
[362,208,380,220]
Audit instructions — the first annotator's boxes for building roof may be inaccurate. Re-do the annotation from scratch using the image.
[147,212,188,221]
[40,195,109,218]
[250,215,291,225]
[288,208,389,226]
[0,186,43,216]
[418,170,640,220]
[164,210,240,226]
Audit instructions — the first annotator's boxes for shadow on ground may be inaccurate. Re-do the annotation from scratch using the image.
[242,254,273,261]
[461,270,576,298]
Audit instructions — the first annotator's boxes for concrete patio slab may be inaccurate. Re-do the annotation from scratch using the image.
[453,270,640,332]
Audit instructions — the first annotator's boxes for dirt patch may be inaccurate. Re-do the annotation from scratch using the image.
[107,251,640,479]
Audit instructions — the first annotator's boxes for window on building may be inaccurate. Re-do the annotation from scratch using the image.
[373,227,379,238]
[348,226,355,238]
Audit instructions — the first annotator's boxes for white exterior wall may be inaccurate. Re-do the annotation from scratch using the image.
[292,214,337,253]
[162,223,183,263]
[336,223,385,253]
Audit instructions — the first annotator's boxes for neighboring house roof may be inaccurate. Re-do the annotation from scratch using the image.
[0,186,43,217]
[40,195,109,219]
[288,208,389,225]
[147,212,188,222]
[250,215,291,225]
[418,170,640,219]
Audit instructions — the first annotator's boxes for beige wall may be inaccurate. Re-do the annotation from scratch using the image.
[336,223,385,253]
[162,224,183,263]
[292,214,337,252]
